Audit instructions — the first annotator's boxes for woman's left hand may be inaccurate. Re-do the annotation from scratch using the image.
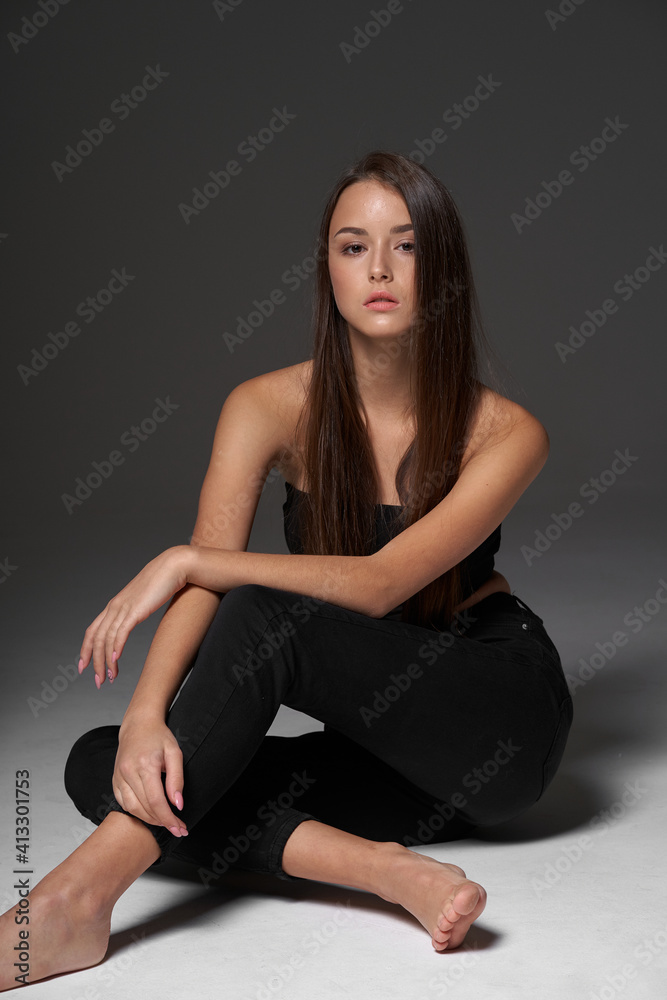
[78,545,192,688]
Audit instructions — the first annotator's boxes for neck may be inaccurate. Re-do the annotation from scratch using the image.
[348,330,413,421]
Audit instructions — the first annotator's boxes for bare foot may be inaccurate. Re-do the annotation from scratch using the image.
[372,844,487,951]
[0,873,111,991]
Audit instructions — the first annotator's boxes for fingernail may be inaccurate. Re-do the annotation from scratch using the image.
[112,651,118,663]
[78,658,84,675]
[168,826,182,837]
[174,792,183,811]
[107,669,113,683]
[95,674,101,690]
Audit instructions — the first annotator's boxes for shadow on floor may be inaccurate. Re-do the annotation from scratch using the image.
[475,655,661,843]
[102,860,503,961]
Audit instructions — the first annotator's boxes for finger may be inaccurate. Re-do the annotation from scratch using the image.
[79,608,109,672]
[112,779,125,813]
[115,765,161,827]
[137,765,187,835]
[110,612,141,671]
[113,778,155,827]
[106,607,142,681]
[104,612,127,684]
[92,603,126,685]
[164,745,185,812]
[91,603,122,686]
[91,623,110,687]
[112,776,152,824]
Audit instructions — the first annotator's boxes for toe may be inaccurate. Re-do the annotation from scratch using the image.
[453,882,482,916]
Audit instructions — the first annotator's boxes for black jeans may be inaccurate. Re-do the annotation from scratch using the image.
[64,585,573,883]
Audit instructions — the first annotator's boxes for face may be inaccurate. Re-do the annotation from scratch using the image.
[327,180,416,342]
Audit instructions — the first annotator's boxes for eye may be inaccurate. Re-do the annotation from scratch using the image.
[341,243,364,255]
[340,241,415,256]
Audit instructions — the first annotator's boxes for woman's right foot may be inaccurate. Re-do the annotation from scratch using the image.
[0,871,111,991]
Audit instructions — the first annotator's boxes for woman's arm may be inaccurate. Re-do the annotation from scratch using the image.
[120,584,223,721]
[80,390,550,677]
[81,544,375,677]
[80,372,292,686]
[110,584,224,834]
[81,371,294,832]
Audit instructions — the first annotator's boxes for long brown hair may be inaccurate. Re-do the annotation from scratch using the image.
[293,150,493,630]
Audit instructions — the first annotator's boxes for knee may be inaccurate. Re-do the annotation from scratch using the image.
[64,725,119,819]
[215,583,301,624]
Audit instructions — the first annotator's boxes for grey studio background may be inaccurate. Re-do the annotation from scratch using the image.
[1,1,666,998]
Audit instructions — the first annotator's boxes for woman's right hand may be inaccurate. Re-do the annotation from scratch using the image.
[113,716,188,837]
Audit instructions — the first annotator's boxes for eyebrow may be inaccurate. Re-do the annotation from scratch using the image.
[331,223,414,238]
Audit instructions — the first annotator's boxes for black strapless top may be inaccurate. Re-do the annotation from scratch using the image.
[282,480,502,620]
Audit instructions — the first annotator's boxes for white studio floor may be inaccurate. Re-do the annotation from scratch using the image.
[1,548,666,999]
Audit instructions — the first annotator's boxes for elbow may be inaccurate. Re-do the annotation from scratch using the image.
[357,553,393,619]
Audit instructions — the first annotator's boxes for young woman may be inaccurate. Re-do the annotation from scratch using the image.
[0,150,572,989]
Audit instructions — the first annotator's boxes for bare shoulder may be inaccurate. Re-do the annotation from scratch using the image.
[238,359,310,424]
[231,359,312,471]
[462,382,550,470]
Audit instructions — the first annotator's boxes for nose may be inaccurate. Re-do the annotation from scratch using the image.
[368,249,390,281]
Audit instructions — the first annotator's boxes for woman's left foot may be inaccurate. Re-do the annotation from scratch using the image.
[372,843,487,951]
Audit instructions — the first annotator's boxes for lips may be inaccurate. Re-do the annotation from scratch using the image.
[363,292,399,305]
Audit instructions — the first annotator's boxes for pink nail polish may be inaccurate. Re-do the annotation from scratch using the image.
[95,675,101,690]
[107,669,114,683]
[112,651,118,663]
[168,826,181,837]
[174,792,184,811]
[78,658,84,674]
